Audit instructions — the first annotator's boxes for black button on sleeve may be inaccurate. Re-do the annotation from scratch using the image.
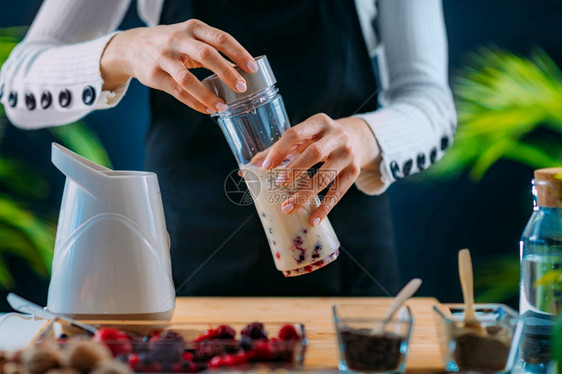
[41,91,52,109]
[390,161,401,180]
[430,147,438,164]
[440,135,449,151]
[25,93,36,110]
[82,85,96,106]
[8,91,17,108]
[402,159,413,177]
[59,89,72,108]
[417,153,426,170]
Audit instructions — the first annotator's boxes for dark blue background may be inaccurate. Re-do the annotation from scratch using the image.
[1,0,561,310]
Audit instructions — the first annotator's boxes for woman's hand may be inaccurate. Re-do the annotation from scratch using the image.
[257,114,381,225]
[100,19,257,114]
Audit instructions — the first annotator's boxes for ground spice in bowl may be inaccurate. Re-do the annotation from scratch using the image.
[340,328,404,371]
[453,325,512,371]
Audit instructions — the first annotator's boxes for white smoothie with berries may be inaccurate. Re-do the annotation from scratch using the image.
[241,164,340,277]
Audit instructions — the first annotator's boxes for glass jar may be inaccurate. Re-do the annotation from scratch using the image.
[203,56,340,277]
[519,168,562,372]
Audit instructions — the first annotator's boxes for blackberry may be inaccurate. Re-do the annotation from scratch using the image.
[194,340,230,360]
[215,325,236,339]
[149,330,185,365]
[241,322,268,340]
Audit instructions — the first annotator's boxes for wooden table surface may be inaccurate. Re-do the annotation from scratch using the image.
[172,297,444,373]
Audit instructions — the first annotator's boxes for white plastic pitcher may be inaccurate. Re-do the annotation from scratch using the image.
[46,143,175,320]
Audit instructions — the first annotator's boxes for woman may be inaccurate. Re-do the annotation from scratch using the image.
[0,0,455,296]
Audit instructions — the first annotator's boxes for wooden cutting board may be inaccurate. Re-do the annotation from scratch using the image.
[172,297,444,373]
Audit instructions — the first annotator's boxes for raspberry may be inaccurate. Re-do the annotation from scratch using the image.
[208,355,223,368]
[253,341,273,360]
[195,328,218,342]
[215,325,236,339]
[221,354,235,366]
[278,325,299,341]
[182,352,194,362]
[241,322,267,340]
[293,236,304,246]
[234,351,249,364]
[93,328,132,357]
[128,353,140,369]
[188,362,201,373]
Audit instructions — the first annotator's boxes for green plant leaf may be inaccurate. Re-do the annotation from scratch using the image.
[0,158,50,198]
[0,224,50,278]
[50,122,112,168]
[0,26,25,65]
[474,254,520,303]
[0,256,14,288]
[426,47,562,182]
[502,142,561,170]
[536,269,562,287]
[0,195,55,273]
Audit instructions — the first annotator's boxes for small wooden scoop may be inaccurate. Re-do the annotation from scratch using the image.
[372,278,422,334]
[458,249,486,334]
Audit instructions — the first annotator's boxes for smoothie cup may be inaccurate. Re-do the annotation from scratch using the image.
[203,56,340,276]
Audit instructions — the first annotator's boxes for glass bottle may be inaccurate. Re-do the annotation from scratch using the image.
[203,56,340,277]
[520,167,562,372]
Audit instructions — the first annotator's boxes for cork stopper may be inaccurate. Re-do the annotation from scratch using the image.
[534,167,562,208]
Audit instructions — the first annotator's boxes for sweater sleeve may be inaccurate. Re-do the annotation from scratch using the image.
[0,0,132,129]
[354,0,457,195]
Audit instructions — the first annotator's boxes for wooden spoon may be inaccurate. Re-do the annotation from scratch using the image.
[372,278,422,334]
[458,249,486,334]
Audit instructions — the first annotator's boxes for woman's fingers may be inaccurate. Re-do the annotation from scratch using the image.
[248,148,271,167]
[156,53,226,112]
[280,154,346,214]
[189,21,257,73]
[179,40,249,94]
[154,69,209,113]
[309,165,359,225]
[264,114,328,169]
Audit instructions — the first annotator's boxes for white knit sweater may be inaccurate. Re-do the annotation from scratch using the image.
[0,0,456,195]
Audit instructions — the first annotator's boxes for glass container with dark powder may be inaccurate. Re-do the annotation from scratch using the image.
[340,328,404,371]
[453,325,512,371]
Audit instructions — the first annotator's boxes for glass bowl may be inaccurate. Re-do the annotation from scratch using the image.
[52,321,307,373]
[333,304,413,373]
[432,303,523,373]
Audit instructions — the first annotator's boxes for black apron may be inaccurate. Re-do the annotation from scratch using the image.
[147,0,400,296]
